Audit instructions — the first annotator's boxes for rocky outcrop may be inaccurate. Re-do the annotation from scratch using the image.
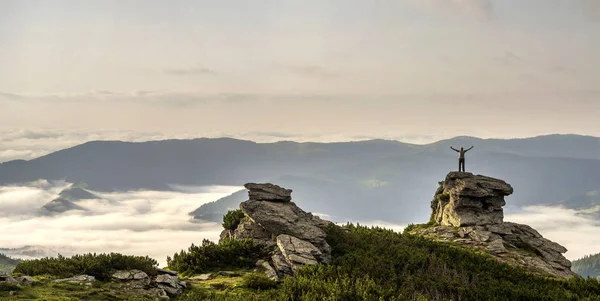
[220,183,333,279]
[412,172,577,279]
[431,172,513,227]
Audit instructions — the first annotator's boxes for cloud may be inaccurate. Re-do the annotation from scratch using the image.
[506,205,600,260]
[163,64,218,76]
[417,0,494,20]
[581,0,600,22]
[0,183,241,266]
[287,65,341,79]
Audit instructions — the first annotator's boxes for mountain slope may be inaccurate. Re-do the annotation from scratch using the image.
[573,253,600,279]
[2,135,600,223]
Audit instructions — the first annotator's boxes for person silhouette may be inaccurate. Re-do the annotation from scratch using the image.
[450,146,474,172]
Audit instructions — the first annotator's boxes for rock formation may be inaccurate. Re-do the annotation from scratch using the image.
[412,172,577,279]
[219,183,333,279]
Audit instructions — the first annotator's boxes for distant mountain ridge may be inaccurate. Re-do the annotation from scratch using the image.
[1,134,600,223]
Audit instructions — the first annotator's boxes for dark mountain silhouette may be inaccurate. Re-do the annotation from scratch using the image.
[1,134,600,223]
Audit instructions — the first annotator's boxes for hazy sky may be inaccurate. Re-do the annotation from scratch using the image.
[1,0,600,142]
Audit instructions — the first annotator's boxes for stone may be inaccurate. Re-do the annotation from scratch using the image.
[54,275,96,282]
[189,273,214,281]
[14,275,34,283]
[240,198,331,257]
[217,270,242,277]
[272,251,293,277]
[259,261,279,281]
[112,270,149,281]
[232,217,275,246]
[244,183,292,202]
[277,234,323,271]
[158,283,183,296]
[155,274,180,288]
[157,268,178,276]
[431,172,513,227]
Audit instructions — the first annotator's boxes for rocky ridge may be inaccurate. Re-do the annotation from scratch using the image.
[220,183,333,279]
[412,172,577,279]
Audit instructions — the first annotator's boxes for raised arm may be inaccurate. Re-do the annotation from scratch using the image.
[465,146,474,152]
[450,146,459,152]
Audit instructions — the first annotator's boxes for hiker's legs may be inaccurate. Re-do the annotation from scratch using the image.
[462,160,466,172]
[459,159,465,172]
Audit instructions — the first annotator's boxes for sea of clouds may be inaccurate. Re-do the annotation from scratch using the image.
[0,182,241,266]
[1,181,598,267]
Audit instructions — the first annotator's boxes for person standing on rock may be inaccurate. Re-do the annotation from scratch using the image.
[450,146,474,172]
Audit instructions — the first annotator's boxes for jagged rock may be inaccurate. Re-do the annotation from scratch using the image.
[157,268,178,276]
[431,172,513,227]
[54,275,96,282]
[232,217,275,246]
[244,183,292,202]
[155,274,185,296]
[272,250,293,277]
[240,198,331,257]
[112,270,149,281]
[258,260,279,281]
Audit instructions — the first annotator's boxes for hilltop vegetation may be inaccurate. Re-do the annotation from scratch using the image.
[573,253,600,279]
[171,224,600,300]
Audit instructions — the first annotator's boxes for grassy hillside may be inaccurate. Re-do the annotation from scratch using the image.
[573,253,600,279]
[173,224,600,300]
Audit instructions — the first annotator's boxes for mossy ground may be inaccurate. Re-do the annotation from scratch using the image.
[1,280,156,301]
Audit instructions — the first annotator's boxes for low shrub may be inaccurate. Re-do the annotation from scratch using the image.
[242,273,278,290]
[166,239,270,274]
[222,209,245,231]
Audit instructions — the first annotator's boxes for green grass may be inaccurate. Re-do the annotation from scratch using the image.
[0,280,158,300]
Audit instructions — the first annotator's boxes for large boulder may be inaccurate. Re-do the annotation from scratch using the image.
[431,172,513,227]
[240,198,331,256]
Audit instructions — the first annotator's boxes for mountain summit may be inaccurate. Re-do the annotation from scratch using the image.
[410,172,577,279]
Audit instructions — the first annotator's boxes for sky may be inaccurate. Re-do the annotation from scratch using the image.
[1,0,600,152]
